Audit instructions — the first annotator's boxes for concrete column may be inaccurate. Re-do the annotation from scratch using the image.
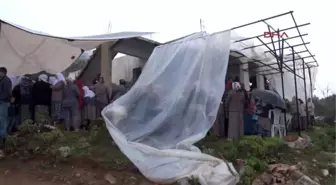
[239,58,250,91]
[256,73,265,90]
[100,43,113,83]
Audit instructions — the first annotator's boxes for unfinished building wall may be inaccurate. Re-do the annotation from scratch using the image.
[111,55,146,84]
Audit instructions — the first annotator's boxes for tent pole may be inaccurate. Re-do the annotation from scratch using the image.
[292,47,301,136]
[307,66,313,98]
[279,37,287,135]
[302,59,309,128]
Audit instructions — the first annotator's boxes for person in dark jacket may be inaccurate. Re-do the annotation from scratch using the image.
[0,67,12,153]
[32,74,52,122]
[111,79,128,102]
[11,76,33,128]
[256,99,273,137]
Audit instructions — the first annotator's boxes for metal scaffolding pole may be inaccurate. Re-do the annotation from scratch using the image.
[233,23,310,43]
[240,33,308,51]
[307,66,313,98]
[290,12,318,67]
[221,11,319,135]
[292,47,301,136]
[249,55,315,72]
[280,37,287,134]
[231,11,293,31]
[264,42,310,53]
[278,37,288,135]
[302,59,309,128]
[307,66,315,126]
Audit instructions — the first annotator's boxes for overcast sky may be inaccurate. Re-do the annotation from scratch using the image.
[0,0,333,96]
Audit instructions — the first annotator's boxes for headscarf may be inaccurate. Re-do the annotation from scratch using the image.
[49,76,57,85]
[38,74,48,83]
[16,76,23,84]
[76,80,85,109]
[83,86,95,98]
[56,73,66,85]
[232,82,241,91]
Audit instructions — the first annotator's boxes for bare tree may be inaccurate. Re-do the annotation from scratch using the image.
[319,84,332,98]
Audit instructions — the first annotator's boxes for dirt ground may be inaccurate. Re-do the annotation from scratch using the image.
[0,157,155,185]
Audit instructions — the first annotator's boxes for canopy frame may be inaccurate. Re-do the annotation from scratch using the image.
[229,11,318,136]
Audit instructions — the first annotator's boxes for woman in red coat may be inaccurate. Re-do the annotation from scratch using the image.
[75,80,85,127]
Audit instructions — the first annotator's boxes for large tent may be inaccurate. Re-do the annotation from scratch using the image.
[0,18,153,76]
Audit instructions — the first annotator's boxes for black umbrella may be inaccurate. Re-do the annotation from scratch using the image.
[251,89,286,110]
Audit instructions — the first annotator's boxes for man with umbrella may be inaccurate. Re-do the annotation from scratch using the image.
[251,89,286,110]
[252,89,286,137]
[255,98,273,137]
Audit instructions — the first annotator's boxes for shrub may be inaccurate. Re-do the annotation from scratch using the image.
[34,129,64,146]
[5,135,19,152]
[310,125,336,152]
[236,136,285,158]
[35,112,52,126]
[17,120,38,136]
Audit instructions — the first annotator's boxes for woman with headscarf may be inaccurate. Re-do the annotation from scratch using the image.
[83,86,96,129]
[49,76,57,86]
[226,82,245,139]
[93,77,110,117]
[50,74,65,125]
[62,78,80,131]
[11,76,34,128]
[32,74,52,122]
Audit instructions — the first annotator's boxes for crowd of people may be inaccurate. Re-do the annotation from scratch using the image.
[0,67,131,154]
[211,76,316,139]
[0,66,316,155]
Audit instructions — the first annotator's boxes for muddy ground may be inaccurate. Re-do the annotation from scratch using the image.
[0,156,155,185]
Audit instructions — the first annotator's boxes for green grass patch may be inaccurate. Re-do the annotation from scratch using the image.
[4,120,336,185]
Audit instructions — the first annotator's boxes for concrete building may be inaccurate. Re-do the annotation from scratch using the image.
[78,37,159,86]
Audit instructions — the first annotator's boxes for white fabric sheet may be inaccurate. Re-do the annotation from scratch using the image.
[102,31,240,185]
[0,19,153,76]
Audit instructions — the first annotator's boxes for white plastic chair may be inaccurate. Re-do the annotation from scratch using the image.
[269,108,286,137]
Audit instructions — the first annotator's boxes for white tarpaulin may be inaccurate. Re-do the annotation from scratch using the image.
[102,31,240,185]
[0,19,153,76]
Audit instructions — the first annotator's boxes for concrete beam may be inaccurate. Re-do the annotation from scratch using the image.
[113,38,157,59]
